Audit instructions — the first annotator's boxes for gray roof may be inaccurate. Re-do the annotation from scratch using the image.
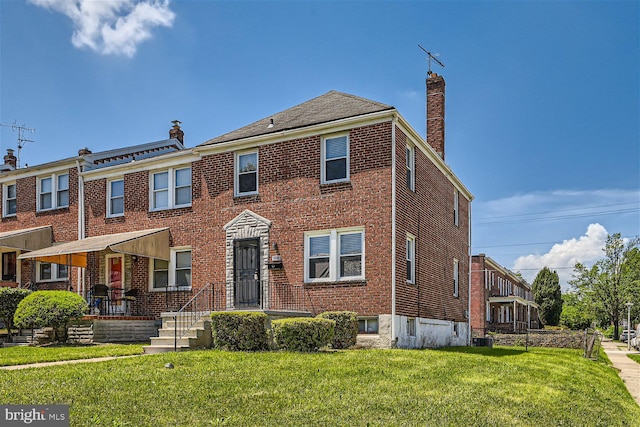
[200,91,394,146]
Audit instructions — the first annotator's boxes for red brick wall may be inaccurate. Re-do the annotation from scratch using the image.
[470,255,487,332]
[395,127,470,323]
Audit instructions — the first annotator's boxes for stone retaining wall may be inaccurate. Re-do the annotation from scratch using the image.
[490,330,586,349]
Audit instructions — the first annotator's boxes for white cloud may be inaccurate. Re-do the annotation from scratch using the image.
[28,0,175,57]
[511,223,609,289]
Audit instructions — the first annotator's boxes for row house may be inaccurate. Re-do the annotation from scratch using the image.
[0,73,472,348]
[470,254,541,335]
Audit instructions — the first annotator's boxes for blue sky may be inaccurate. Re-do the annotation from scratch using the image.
[1,0,638,288]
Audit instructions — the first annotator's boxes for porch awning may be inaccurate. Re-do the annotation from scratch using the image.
[489,295,539,309]
[17,228,170,268]
[0,226,53,251]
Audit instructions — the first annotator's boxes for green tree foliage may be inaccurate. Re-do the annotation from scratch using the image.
[13,290,88,343]
[532,267,562,326]
[0,287,31,343]
[559,292,594,330]
[570,233,640,340]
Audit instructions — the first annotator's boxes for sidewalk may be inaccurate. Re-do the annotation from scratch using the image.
[600,338,640,406]
[0,355,143,371]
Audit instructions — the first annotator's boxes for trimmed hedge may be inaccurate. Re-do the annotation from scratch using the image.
[211,311,269,351]
[317,311,358,349]
[272,317,335,352]
[0,287,31,342]
[13,291,88,343]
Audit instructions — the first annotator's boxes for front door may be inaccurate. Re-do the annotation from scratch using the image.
[234,239,260,308]
[107,255,125,313]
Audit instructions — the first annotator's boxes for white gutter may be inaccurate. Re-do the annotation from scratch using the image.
[391,115,397,346]
[468,201,472,344]
[75,160,85,296]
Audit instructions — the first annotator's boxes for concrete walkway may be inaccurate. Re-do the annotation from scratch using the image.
[600,338,640,406]
[0,355,143,371]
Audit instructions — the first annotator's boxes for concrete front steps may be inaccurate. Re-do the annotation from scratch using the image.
[143,312,212,354]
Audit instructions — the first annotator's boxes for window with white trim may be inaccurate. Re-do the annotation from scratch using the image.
[453,258,459,298]
[407,317,416,337]
[38,173,69,211]
[406,234,415,284]
[406,145,415,191]
[151,167,191,211]
[235,151,258,196]
[107,179,124,217]
[358,317,378,333]
[453,189,459,226]
[3,183,16,217]
[305,228,364,282]
[150,247,192,290]
[37,262,68,282]
[321,134,349,184]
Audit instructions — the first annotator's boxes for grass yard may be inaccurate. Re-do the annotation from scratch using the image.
[0,343,145,366]
[628,353,640,364]
[1,346,638,427]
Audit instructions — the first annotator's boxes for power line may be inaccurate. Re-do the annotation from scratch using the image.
[474,234,639,249]
[476,201,639,221]
[475,207,639,226]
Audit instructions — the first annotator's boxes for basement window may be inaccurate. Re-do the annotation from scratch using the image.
[358,317,379,334]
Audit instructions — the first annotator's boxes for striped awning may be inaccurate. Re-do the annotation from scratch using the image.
[18,228,169,268]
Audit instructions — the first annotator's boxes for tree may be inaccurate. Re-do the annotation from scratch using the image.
[13,290,88,343]
[559,292,594,330]
[569,233,640,340]
[0,287,31,343]
[532,267,562,326]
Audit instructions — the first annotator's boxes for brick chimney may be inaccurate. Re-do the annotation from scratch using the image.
[4,149,16,168]
[169,120,184,144]
[426,73,445,159]
[78,147,92,156]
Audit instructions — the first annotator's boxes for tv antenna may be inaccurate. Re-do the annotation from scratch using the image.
[418,45,445,76]
[0,121,35,168]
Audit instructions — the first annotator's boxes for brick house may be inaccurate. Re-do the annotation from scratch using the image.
[470,254,541,336]
[2,73,472,348]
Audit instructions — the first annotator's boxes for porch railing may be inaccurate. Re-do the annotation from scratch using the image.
[172,283,215,351]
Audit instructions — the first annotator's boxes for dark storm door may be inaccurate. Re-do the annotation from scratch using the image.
[234,239,260,308]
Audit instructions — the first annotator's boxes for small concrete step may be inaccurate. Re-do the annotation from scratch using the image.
[143,345,189,354]
[149,336,197,348]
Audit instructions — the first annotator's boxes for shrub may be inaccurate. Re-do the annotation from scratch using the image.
[211,311,269,351]
[272,317,335,352]
[14,291,88,343]
[0,287,31,343]
[316,311,358,349]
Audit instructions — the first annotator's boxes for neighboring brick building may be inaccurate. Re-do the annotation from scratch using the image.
[2,73,472,348]
[470,254,541,336]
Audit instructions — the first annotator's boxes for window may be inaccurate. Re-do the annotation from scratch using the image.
[305,228,364,282]
[2,252,16,281]
[235,151,258,196]
[3,183,16,217]
[38,173,69,211]
[453,258,459,298]
[151,167,191,210]
[407,318,416,337]
[37,262,68,282]
[108,179,124,217]
[406,234,415,284]
[151,248,192,289]
[358,317,378,333]
[453,189,459,226]
[321,134,349,184]
[406,145,415,191]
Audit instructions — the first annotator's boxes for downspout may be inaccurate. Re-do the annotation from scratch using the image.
[391,115,398,346]
[75,160,85,296]
[467,200,472,345]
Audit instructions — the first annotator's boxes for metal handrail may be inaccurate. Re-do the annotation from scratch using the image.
[173,283,214,351]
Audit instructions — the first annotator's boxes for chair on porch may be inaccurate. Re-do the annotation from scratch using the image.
[90,284,109,315]
[123,289,138,315]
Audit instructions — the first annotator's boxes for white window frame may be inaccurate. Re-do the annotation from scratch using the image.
[453,258,459,298]
[407,317,416,337]
[149,247,192,291]
[150,167,191,211]
[321,134,350,184]
[453,189,459,226]
[235,150,259,196]
[3,182,16,217]
[107,178,125,218]
[37,172,69,211]
[358,317,379,334]
[406,233,415,284]
[406,145,415,191]
[36,262,68,282]
[304,227,364,283]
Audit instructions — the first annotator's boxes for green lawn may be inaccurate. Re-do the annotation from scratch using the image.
[628,353,640,364]
[0,346,638,427]
[0,343,145,366]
